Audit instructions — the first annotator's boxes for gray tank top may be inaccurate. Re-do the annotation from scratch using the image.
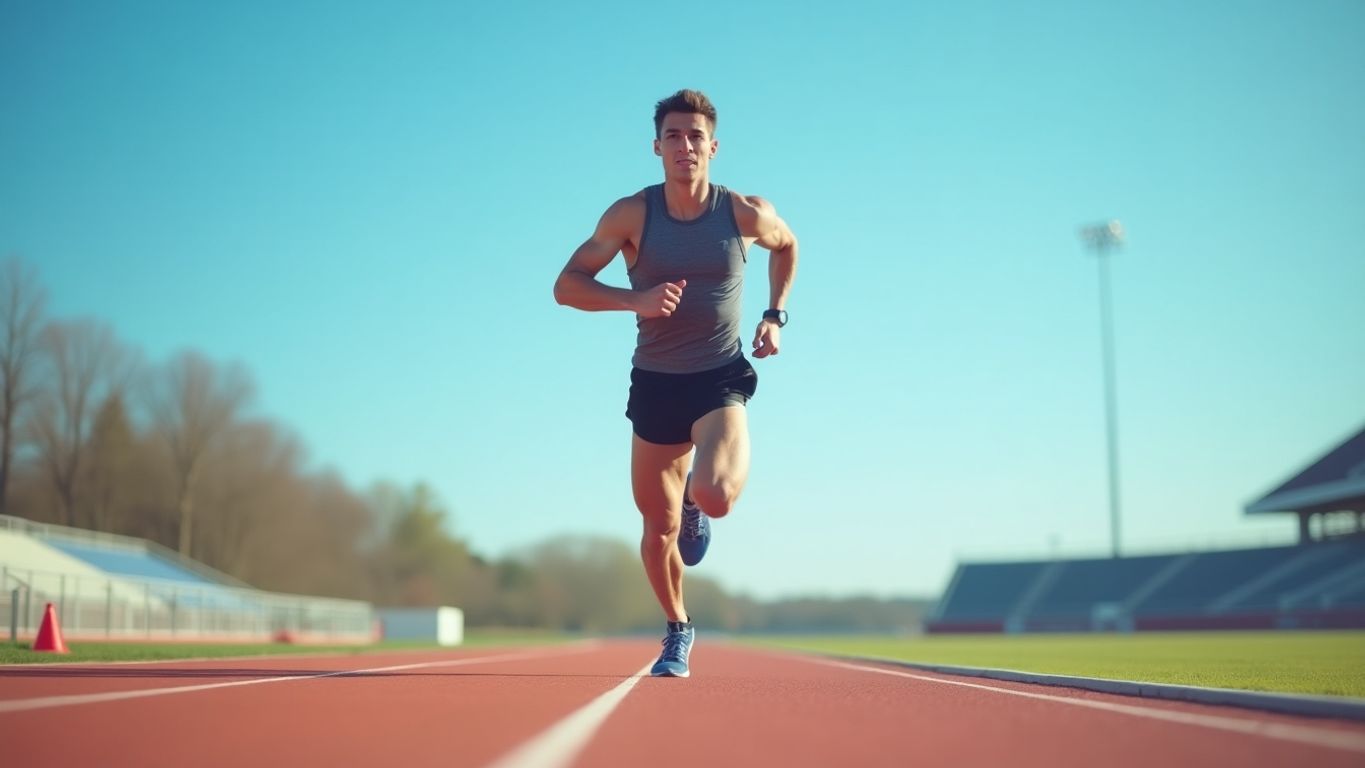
[628,184,748,373]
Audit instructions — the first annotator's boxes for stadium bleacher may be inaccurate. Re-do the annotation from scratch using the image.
[0,530,154,605]
[1333,581,1365,608]
[929,423,1365,633]
[1210,540,1361,614]
[41,538,221,586]
[1020,554,1173,632]
[41,537,221,586]
[29,535,272,614]
[933,562,1049,629]
[1,516,375,642]
[928,537,1365,633]
[1131,546,1298,618]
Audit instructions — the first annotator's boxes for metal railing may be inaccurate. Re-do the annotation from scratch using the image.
[1,514,377,644]
[0,514,252,589]
[1,562,375,643]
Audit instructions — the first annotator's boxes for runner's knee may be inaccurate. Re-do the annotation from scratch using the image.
[691,477,740,519]
[640,510,680,541]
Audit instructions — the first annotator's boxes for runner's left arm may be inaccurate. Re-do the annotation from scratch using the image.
[742,196,798,358]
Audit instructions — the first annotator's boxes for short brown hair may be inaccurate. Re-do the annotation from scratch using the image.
[653,89,717,138]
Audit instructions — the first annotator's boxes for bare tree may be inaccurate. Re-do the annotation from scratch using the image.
[147,350,252,557]
[105,425,179,549]
[0,258,48,515]
[28,319,137,526]
[193,418,302,575]
[240,470,375,599]
[83,392,137,532]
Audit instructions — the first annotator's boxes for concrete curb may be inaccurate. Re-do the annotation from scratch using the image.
[833,654,1365,722]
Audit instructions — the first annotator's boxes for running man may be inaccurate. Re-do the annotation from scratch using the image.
[553,89,799,677]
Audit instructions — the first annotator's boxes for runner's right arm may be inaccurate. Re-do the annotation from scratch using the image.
[554,198,685,318]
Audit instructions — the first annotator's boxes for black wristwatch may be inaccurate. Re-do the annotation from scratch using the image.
[762,309,788,327]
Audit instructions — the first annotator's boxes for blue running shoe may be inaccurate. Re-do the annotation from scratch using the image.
[649,620,694,678]
[677,473,711,566]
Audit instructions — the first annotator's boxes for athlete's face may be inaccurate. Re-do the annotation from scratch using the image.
[654,112,717,182]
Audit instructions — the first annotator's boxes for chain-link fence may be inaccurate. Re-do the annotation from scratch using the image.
[2,565,374,643]
[1,516,375,645]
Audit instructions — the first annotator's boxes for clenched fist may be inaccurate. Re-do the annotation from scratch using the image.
[635,279,687,318]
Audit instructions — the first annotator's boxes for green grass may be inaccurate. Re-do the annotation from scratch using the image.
[0,628,580,665]
[744,630,1365,698]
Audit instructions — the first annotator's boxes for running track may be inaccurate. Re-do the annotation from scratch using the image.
[3,640,1363,767]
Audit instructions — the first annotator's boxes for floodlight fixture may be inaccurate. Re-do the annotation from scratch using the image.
[1080,220,1125,252]
[1080,219,1125,559]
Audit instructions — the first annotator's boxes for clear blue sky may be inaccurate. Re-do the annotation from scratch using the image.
[4,1,1363,600]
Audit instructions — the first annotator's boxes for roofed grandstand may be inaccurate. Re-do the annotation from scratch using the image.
[929,538,1365,633]
[930,423,1365,633]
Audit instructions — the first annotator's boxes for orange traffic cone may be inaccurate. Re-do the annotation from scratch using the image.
[32,602,69,654]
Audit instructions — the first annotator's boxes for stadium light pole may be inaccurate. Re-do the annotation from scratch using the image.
[1080,220,1125,559]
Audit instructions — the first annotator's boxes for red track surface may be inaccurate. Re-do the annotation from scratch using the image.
[3,640,1363,767]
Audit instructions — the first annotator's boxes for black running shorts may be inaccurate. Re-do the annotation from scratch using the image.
[626,355,758,445]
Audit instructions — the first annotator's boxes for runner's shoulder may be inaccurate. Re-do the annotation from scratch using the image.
[602,191,648,224]
[592,189,644,233]
[728,190,779,231]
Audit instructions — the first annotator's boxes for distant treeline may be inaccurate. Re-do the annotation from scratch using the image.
[0,258,931,632]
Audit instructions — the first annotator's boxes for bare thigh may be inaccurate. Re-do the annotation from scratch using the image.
[631,436,693,528]
[688,405,751,517]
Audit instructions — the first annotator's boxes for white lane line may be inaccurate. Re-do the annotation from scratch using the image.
[482,658,655,768]
[810,657,1365,755]
[0,643,601,714]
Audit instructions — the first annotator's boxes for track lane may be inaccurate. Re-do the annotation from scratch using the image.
[0,645,597,713]
[814,656,1365,753]
[1,642,648,768]
[6,640,1365,768]
[579,642,1365,768]
[483,658,655,768]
